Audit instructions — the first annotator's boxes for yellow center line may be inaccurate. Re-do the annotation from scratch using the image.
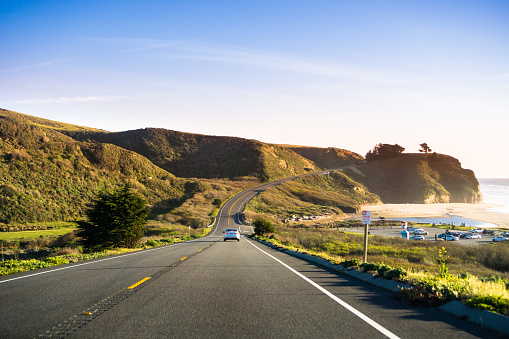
[180,257,187,260]
[227,192,251,225]
[128,277,151,289]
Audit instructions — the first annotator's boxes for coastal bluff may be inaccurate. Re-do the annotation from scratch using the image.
[342,153,482,204]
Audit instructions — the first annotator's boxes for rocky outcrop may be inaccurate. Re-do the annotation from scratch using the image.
[343,153,482,204]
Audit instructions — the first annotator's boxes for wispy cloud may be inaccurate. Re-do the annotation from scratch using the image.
[164,43,406,85]
[85,38,406,85]
[2,59,68,73]
[9,95,128,104]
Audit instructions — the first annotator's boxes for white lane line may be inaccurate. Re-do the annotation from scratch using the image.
[0,242,184,285]
[246,239,401,339]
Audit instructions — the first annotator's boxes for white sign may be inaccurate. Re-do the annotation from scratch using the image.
[362,211,371,225]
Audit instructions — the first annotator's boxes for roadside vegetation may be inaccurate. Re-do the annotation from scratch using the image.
[253,222,509,315]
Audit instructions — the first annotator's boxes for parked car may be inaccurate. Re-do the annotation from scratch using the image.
[502,231,509,237]
[459,232,471,238]
[413,228,429,235]
[492,236,508,242]
[471,228,483,233]
[465,233,481,239]
[223,228,240,241]
[438,234,459,241]
[411,235,425,240]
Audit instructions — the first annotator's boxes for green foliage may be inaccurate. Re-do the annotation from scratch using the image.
[253,218,276,235]
[360,262,380,273]
[78,184,149,251]
[341,258,360,268]
[365,143,405,162]
[437,247,449,278]
[384,267,408,279]
[464,295,509,315]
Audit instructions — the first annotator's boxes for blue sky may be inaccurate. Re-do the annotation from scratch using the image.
[1,0,508,178]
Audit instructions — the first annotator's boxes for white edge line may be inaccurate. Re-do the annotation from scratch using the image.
[246,238,401,339]
[0,242,183,284]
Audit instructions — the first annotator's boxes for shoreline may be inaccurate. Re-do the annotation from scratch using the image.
[357,203,509,229]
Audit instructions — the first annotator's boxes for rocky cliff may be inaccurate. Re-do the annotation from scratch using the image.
[343,153,482,204]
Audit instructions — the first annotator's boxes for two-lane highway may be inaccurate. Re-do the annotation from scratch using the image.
[0,169,505,338]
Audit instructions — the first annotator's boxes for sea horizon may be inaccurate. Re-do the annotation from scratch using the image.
[478,178,509,214]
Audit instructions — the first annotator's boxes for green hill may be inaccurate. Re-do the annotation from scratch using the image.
[0,109,188,223]
[247,171,380,219]
[65,128,319,180]
[343,153,482,203]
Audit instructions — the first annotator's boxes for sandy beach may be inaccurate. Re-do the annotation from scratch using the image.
[359,203,509,229]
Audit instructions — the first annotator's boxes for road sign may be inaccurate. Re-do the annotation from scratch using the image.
[362,211,371,225]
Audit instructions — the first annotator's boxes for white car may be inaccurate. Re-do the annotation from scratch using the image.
[223,228,240,241]
[465,233,481,239]
[471,228,483,233]
[413,229,429,235]
[492,236,508,242]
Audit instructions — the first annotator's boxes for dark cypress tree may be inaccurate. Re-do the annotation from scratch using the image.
[78,184,149,251]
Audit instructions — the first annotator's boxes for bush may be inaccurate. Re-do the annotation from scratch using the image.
[341,258,360,268]
[383,267,408,280]
[360,262,380,273]
[253,218,275,235]
[464,295,509,315]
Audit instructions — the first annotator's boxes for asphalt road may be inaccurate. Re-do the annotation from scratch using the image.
[0,168,505,338]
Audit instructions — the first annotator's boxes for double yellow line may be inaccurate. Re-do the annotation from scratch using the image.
[227,192,251,225]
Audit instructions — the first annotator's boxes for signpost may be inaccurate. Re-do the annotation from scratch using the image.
[362,211,371,262]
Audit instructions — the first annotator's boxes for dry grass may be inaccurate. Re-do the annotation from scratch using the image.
[266,226,509,279]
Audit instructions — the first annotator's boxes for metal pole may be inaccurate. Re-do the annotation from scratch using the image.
[363,223,369,262]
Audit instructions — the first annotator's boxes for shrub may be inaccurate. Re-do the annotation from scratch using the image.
[360,262,380,273]
[383,267,408,280]
[377,264,392,277]
[253,218,276,235]
[464,295,509,315]
[341,258,360,268]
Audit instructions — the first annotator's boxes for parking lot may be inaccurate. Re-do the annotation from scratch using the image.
[346,226,503,245]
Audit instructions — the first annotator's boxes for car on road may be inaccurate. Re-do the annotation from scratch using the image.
[411,235,425,240]
[465,233,481,239]
[438,234,459,241]
[413,229,429,235]
[471,228,483,233]
[223,228,240,241]
[492,236,508,242]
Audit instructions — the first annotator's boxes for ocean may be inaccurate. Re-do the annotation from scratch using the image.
[478,178,509,214]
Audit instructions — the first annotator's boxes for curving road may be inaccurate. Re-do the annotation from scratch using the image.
[0,168,504,338]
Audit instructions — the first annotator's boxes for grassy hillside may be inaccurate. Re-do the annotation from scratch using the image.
[246,171,380,221]
[284,146,364,169]
[344,153,482,203]
[66,128,319,180]
[0,109,189,223]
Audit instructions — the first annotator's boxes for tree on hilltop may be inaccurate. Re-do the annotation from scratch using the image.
[365,143,405,162]
[419,143,432,154]
[78,184,149,252]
